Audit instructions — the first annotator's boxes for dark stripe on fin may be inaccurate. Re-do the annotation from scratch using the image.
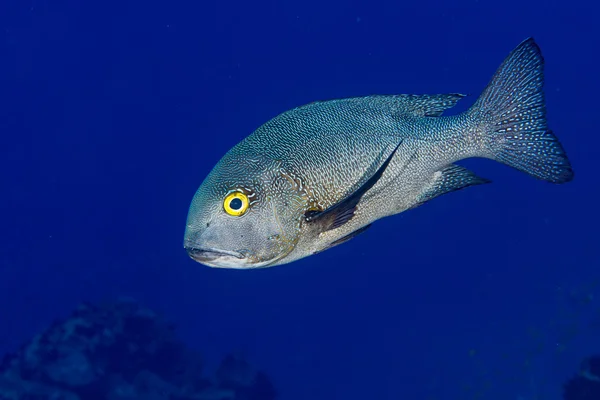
[317,224,372,254]
[471,37,574,183]
[413,164,491,208]
[305,140,403,232]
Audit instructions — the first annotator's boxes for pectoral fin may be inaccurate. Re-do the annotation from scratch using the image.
[304,140,403,232]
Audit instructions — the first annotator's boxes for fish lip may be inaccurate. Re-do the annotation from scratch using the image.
[185,246,245,261]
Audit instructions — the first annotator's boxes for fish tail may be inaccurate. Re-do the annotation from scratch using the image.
[467,37,574,183]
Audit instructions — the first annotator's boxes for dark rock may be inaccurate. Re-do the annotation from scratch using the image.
[563,354,600,400]
[0,299,277,400]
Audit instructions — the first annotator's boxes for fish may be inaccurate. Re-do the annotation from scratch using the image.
[183,38,574,269]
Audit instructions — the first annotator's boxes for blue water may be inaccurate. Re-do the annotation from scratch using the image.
[1,0,598,399]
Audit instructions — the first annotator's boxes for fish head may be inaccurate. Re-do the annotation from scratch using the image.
[184,154,306,269]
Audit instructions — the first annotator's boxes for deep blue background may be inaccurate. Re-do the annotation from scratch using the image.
[1,0,599,399]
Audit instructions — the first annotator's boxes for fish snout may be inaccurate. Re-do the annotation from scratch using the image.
[184,244,248,266]
[183,216,283,268]
[185,246,244,261]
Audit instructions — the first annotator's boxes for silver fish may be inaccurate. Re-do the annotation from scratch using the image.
[183,38,574,269]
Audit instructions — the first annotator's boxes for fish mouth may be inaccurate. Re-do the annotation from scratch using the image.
[185,246,245,264]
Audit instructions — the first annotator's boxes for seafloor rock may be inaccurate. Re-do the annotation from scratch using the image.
[563,355,600,400]
[0,299,276,400]
[215,355,277,400]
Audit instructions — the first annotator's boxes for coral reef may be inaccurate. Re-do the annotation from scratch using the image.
[563,355,600,400]
[0,299,276,400]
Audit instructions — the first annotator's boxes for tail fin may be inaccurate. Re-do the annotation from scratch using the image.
[469,37,574,183]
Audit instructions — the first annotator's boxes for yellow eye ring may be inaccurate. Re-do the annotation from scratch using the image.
[223,191,249,216]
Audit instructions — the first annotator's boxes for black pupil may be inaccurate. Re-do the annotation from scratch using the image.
[230,198,243,210]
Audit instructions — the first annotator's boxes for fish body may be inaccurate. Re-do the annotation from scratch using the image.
[184,38,574,269]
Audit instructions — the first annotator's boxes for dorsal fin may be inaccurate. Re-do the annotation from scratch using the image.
[299,93,467,118]
[364,93,467,117]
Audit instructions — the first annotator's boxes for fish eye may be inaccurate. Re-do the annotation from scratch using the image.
[223,191,249,216]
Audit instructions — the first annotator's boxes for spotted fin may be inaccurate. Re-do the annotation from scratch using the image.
[305,140,403,232]
[367,93,467,117]
[301,93,466,119]
[413,164,490,207]
[470,37,573,183]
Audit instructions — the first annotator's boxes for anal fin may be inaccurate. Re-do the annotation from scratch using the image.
[414,164,490,207]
